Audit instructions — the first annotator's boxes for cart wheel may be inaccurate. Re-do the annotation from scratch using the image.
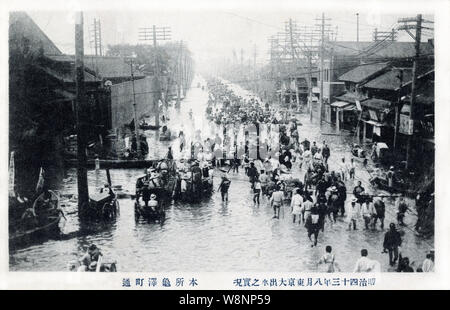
[102,203,113,220]
[114,199,120,216]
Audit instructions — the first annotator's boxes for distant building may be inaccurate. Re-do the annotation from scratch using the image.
[320,40,434,123]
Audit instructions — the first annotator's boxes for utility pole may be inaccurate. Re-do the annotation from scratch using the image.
[253,44,257,94]
[98,19,102,56]
[176,40,183,106]
[308,52,313,121]
[240,48,244,75]
[315,13,332,125]
[316,13,329,125]
[75,12,89,216]
[374,27,397,42]
[93,19,98,56]
[128,58,141,155]
[407,14,421,170]
[288,18,300,109]
[398,14,429,169]
[91,18,102,56]
[394,69,403,150]
[183,52,188,96]
[356,13,359,42]
[152,25,161,127]
[138,25,171,127]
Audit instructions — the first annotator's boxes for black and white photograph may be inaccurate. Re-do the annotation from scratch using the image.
[2,0,449,290]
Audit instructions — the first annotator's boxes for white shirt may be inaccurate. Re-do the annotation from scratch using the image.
[354,257,375,272]
[254,182,262,190]
[291,194,304,207]
[347,203,361,220]
[422,258,434,272]
[303,150,312,161]
[361,202,375,217]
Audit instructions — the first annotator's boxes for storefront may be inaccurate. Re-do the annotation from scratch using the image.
[330,101,357,132]
[359,98,394,143]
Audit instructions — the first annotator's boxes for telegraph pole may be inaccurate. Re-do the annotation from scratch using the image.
[398,14,428,169]
[319,13,325,125]
[75,12,89,216]
[308,52,313,121]
[176,40,183,106]
[407,14,422,169]
[253,44,257,94]
[152,25,161,127]
[98,19,102,56]
[356,13,359,42]
[128,58,141,155]
[91,18,102,56]
[316,13,332,125]
[138,25,171,127]
[288,18,300,108]
[93,18,98,56]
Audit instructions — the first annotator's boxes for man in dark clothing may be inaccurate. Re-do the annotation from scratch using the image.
[218,175,231,202]
[302,138,310,151]
[232,147,239,173]
[311,141,318,156]
[373,197,386,229]
[317,195,328,232]
[247,162,259,189]
[353,181,365,204]
[397,256,414,272]
[322,143,330,164]
[166,146,173,160]
[383,223,402,266]
[336,180,347,216]
[316,176,328,197]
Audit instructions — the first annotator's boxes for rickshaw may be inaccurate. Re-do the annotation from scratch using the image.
[134,199,165,223]
[87,190,119,221]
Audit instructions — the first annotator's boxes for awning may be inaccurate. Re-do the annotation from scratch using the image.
[331,101,352,108]
[361,98,392,112]
[334,92,361,104]
[361,119,385,127]
[331,101,356,111]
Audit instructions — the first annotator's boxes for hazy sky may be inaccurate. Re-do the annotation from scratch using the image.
[26,9,434,71]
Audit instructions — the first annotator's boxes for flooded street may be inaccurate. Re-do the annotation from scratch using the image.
[9,76,433,272]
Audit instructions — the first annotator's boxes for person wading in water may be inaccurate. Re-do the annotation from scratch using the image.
[270,185,284,219]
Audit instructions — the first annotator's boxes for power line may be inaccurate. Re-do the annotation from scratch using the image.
[109,54,433,102]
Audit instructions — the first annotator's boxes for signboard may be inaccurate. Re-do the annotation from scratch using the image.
[368,109,378,121]
[399,114,414,135]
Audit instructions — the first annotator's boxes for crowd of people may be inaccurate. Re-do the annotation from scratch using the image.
[202,78,434,273]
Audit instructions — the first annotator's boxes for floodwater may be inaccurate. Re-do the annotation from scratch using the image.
[9,76,434,272]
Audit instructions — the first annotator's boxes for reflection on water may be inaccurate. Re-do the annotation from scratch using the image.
[9,76,433,272]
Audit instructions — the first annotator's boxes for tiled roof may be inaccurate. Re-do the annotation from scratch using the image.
[35,64,100,83]
[334,92,363,104]
[338,62,389,83]
[325,41,434,59]
[9,12,62,55]
[47,55,145,79]
[363,66,434,90]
